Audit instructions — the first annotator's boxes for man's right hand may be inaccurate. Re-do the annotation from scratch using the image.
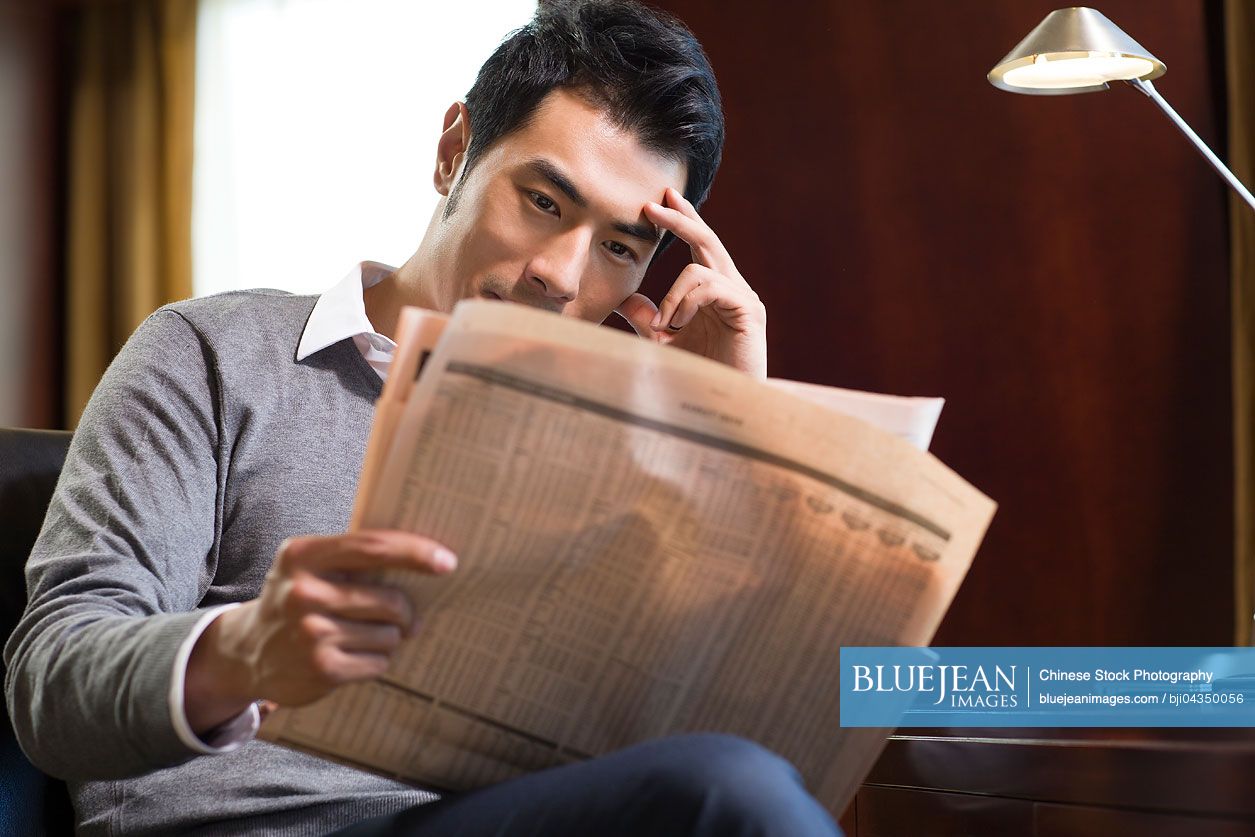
[184,530,457,737]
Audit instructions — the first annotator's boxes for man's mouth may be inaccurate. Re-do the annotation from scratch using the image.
[478,289,562,315]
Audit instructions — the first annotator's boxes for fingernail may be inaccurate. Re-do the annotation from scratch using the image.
[650,312,661,328]
[434,548,458,572]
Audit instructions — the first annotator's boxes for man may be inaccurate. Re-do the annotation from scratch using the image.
[6,1,839,834]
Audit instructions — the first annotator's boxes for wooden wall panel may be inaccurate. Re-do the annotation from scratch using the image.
[647,0,1233,645]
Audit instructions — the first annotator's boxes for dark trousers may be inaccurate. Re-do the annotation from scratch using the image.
[333,733,842,836]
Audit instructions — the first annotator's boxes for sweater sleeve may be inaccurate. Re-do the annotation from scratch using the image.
[4,308,234,780]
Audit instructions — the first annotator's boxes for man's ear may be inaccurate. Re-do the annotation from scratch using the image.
[434,101,471,197]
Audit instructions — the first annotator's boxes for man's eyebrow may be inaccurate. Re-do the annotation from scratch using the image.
[612,220,661,247]
[525,157,661,248]
[526,158,587,207]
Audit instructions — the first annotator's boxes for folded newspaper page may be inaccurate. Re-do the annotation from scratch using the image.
[764,378,944,452]
[260,300,996,815]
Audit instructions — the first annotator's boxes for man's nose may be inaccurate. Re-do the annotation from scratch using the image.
[527,228,590,304]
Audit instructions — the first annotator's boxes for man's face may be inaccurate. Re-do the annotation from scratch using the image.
[428,89,688,322]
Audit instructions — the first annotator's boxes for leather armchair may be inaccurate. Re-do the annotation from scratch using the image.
[1,428,75,835]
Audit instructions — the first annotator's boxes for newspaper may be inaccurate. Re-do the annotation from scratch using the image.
[764,378,944,452]
[259,300,996,815]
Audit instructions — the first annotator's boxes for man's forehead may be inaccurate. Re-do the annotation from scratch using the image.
[502,89,688,200]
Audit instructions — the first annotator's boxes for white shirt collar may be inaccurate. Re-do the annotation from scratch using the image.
[296,261,396,362]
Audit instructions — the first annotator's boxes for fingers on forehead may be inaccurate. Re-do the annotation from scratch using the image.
[646,202,707,244]
[666,187,699,216]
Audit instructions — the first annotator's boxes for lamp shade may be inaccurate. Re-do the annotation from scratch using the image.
[988,7,1166,95]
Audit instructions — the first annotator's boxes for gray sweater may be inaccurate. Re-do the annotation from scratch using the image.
[4,291,437,835]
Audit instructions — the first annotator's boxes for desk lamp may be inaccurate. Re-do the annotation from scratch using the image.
[987,6,1255,211]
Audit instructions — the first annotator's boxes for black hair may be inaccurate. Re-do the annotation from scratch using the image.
[456,0,725,251]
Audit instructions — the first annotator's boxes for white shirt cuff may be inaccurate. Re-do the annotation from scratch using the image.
[168,603,260,754]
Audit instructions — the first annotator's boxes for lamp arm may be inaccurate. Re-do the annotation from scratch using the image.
[1126,77,1255,212]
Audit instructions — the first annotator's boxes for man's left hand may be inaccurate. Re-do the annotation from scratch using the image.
[615,187,766,379]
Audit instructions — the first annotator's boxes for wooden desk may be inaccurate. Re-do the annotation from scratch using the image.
[844,728,1255,836]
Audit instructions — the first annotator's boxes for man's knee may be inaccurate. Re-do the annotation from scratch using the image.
[631,733,839,836]
[641,732,796,793]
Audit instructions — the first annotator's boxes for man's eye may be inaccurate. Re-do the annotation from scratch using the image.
[605,241,636,261]
[529,192,558,214]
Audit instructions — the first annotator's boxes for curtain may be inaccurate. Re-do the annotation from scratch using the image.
[65,0,197,426]
[1226,0,1255,645]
